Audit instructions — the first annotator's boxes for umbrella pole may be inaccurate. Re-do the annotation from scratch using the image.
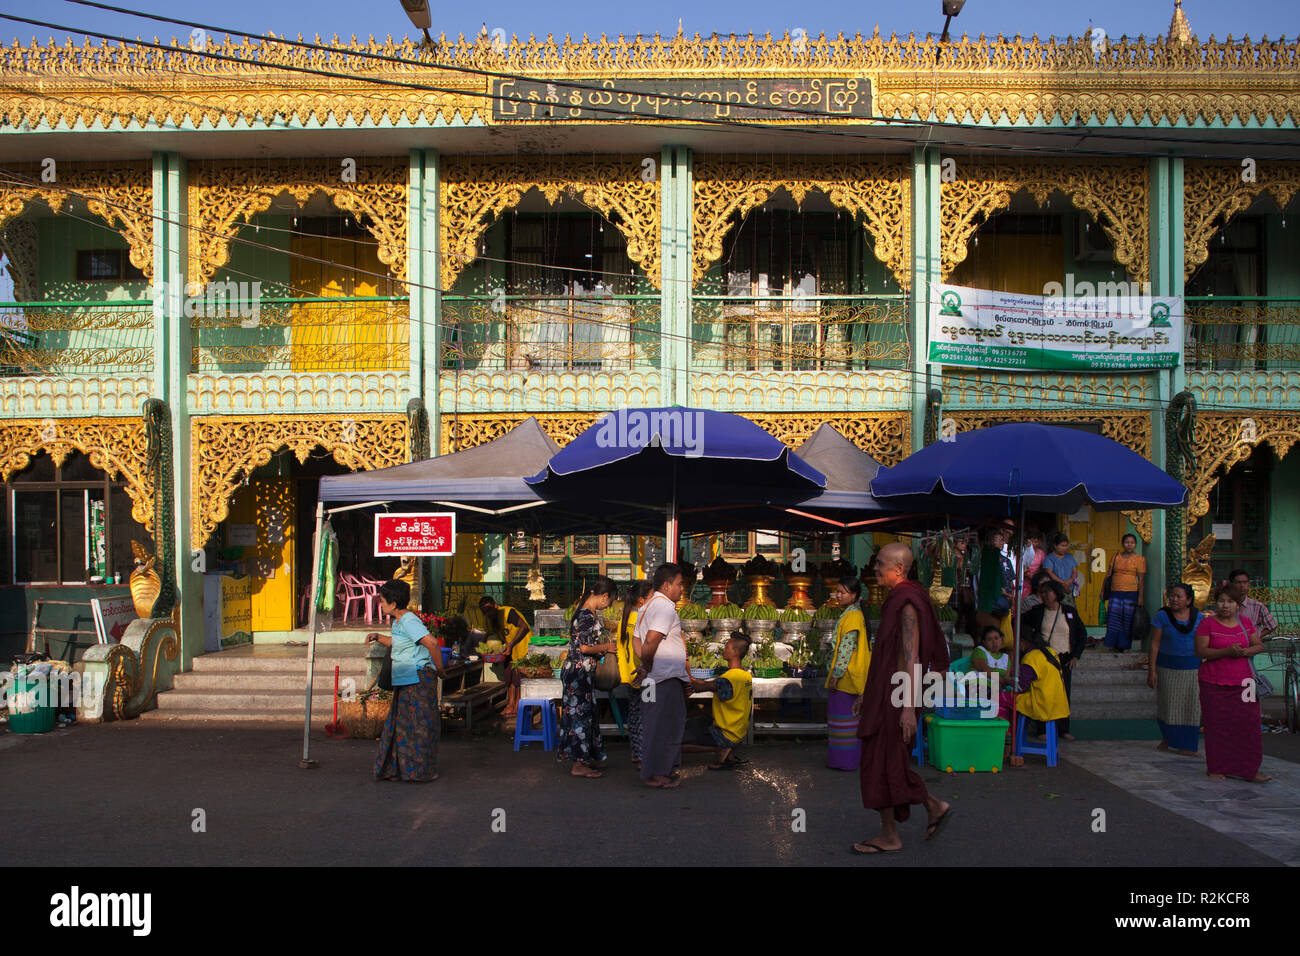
[299,501,325,769]
[665,466,678,564]
[1011,503,1025,749]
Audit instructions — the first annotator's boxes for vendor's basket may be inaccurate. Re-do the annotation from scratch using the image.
[337,695,392,739]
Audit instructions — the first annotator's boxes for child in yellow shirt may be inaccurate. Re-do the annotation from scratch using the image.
[684,634,754,770]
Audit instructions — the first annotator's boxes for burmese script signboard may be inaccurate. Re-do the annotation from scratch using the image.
[927,283,1184,372]
[374,513,456,557]
[491,76,873,122]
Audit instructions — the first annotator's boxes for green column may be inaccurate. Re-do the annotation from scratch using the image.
[409,148,442,453]
[1148,155,1185,603]
[152,152,201,667]
[660,146,692,406]
[910,148,942,452]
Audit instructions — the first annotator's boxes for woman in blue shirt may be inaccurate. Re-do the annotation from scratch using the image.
[1147,583,1203,756]
[1041,532,1080,604]
[368,579,446,782]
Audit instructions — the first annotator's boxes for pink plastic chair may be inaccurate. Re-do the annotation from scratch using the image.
[360,575,393,623]
[338,574,374,624]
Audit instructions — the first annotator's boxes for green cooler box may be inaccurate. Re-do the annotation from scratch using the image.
[926,714,1008,773]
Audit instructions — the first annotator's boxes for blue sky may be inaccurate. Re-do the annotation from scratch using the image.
[3,0,1296,45]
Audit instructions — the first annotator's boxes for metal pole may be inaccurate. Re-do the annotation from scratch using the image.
[1011,502,1026,754]
[299,500,325,769]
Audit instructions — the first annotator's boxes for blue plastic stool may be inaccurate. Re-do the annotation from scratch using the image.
[912,715,929,766]
[1013,714,1058,767]
[514,698,557,752]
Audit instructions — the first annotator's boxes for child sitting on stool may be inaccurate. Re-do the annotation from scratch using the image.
[683,634,753,770]
[1008,624,1070,767]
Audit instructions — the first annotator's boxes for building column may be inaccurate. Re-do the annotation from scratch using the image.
[1148,155,1185,603]
[660,146,692,406]
[152,152,201,667]
[910,147,942,452]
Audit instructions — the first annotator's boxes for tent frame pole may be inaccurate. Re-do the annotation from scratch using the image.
[299,500,325,769]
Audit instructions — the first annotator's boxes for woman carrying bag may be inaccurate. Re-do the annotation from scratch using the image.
[558,576,618,779]
[1103,534,1146,653]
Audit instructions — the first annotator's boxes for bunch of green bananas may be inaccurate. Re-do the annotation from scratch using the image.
[813,602,842,621]
[677,603,707,620]
[743,603,778,620]
[709,602,742,620]
[779,606,811,622]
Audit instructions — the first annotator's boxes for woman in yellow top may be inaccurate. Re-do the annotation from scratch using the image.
[1103,533,1146,653]
[1009,623,1070,767]
[825,576,871,771]
[479,595,531,718]
[617,581,654,767]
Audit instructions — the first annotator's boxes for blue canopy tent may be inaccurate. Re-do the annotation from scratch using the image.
[870,422,1189,722]
[524,407,827,561]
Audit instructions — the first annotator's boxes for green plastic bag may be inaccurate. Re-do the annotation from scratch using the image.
[315,522,338,615]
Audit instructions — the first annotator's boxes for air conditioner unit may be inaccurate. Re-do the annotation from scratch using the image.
[1074,217,1115,264]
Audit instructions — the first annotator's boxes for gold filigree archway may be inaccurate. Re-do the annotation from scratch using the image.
[941,157,1150,282]
[1187,412,1300,525]
[440,410,910,465]
[440,155,662,289]
[0,417,155,530]
[692,156,911,289]
[943,408,1153,540]
[191,414,408,550]
[187,158,408,288]
[1184,160,1300,279]
[0,161,154,280]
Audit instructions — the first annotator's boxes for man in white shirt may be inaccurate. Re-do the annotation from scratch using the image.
[634,563,687,789]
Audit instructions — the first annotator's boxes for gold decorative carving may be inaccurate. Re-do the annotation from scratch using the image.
[941,158,1149,282]
[0,417,155,531]
[191,414,408,550]
[440,155,661,288]
[1187,413,1300,525]
[187,158,407,288]
[4,34,1300,129]
[693,156,910,289]
[0,220,38,301]
[0,162,153,279]
[944,408,1153,541]
[105,611,180,720]
[441,412,601,454]
[1184,161,1300,279]
[439,411,909,467]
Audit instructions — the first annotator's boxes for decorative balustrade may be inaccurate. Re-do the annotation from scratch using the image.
[440,295,661,371]
[0,301,153,376]
[189,296,409,373]
[690,294,909,371]
[1185,297,1300,370]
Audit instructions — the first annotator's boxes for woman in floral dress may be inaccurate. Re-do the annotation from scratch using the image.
[559,575,618,779]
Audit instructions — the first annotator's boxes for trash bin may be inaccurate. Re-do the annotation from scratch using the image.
[8,676,57,734]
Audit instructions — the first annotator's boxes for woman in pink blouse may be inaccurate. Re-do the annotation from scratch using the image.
[1194,585,1271,783]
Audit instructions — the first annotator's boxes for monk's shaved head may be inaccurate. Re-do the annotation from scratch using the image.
[877,542,914,573]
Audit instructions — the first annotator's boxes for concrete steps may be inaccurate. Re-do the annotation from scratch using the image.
[142,646,373,724]
[1064,648,1155,721]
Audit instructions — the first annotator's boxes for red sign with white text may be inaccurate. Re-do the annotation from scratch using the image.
[373,513,457,557]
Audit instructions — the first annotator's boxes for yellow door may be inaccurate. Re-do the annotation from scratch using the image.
[1063,509,1122,627]
[290,232,405,371]
[249,479,295,632]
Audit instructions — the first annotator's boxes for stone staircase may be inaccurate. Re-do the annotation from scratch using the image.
[141,645,374,723]
[1066,647,1155,721]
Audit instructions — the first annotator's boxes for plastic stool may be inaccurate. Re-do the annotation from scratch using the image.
[514,698,556,752]
[912,714,929,766]
[1013,714,1058,767]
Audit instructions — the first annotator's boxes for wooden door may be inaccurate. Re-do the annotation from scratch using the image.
[249,479,295,632]
[1063,509,1122,627]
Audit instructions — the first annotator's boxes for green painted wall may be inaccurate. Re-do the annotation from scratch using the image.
[1270,451,1300,582]
[1265,213,1300,298]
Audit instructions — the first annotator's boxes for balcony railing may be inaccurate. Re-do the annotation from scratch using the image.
[1185,297,1300,371]
[0,301,154,376]
[441,295,661,371]
[691,295,910,371]
[190,296,409,373]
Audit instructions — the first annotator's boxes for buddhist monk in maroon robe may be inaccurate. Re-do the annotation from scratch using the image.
[853,542,953,854]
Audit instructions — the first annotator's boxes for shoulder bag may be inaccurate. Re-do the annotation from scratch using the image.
[578,612,621,691]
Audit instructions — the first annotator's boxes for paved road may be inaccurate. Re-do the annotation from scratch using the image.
[1,720,1287,867]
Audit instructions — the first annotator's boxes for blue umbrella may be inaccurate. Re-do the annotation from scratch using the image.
[525,407,826,559]
[870,422,1187,718]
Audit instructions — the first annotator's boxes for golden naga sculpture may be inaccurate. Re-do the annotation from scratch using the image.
[1183,533,1216,609]
[128,539,161,619]
[394,556,419,609]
